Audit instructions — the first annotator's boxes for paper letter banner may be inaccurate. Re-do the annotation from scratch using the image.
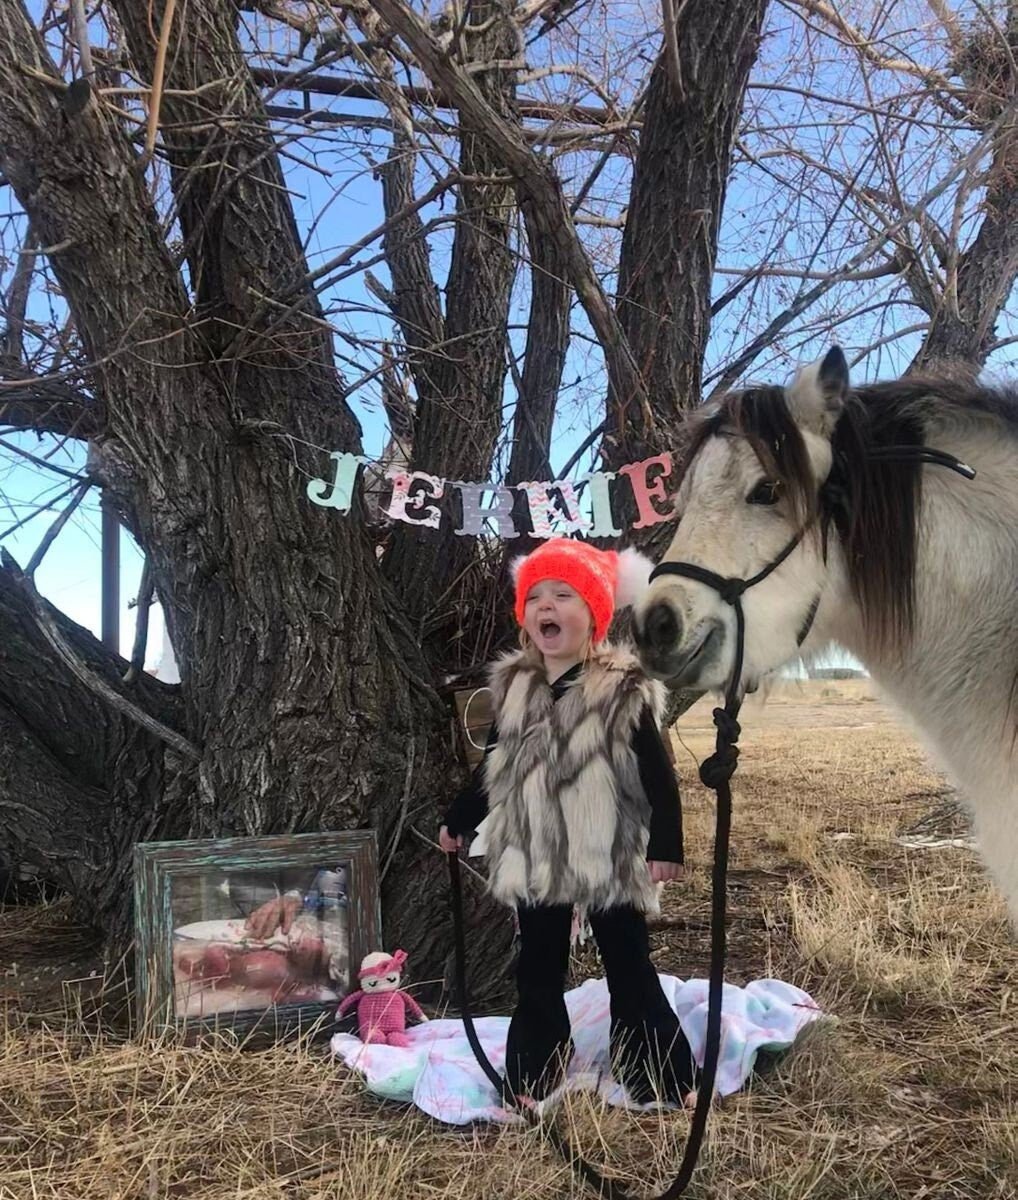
[304,449,675,540]
[385,470,444,528]
[517,480,592,538]
[455,483,519,538]
[618,454,674,528]
[306,451,365,512]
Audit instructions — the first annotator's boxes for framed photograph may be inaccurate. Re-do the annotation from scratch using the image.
[134,830,381,1037]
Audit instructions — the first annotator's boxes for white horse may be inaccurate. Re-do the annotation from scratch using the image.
[633,347,1018,924]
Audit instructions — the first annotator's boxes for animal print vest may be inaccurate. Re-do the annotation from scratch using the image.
[482,644,666,913]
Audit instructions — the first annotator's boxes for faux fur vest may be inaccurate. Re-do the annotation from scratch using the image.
[482,644,666,912]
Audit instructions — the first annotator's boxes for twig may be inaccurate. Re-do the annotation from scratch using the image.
[409,825,488,885]
[25,479,91,577]
[0,435,83,480]
[303,172,461,292]
[0,479,85,543]
[139,0,178,171]
[558,419,606,479]
[123,558,155,685]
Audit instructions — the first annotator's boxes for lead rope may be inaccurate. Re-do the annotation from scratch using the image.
[446,599,747,1200]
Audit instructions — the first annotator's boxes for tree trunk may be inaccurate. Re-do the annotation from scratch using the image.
[610,0,769,465]
[0,551,181,942]
[381,2,518,650]
[0,0,513,996]
[910,5,1018,371]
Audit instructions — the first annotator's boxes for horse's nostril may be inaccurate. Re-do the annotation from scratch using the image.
[643,602,681,653]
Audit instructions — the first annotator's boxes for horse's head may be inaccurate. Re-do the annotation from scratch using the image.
[634,347,850,690]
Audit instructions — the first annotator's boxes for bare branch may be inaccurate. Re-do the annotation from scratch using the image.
[2,550,199,761]
[123,557,154,686]
[138,0,178,169]
[249,66,617,125]
[0,478,86,545]
[24,479,91,576]
[0,435,84,480]
[926,0,968,60]
[3,222,37,363]
[660,0,686,100]
[69,0,95,79]
[368,0,650,420]
[710,93,1018,393]
[783,0,959,91]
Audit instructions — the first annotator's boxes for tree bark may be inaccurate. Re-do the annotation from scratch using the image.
[381,2,518,646]
[609,0,769,465]
[0,551,180,939]
[508,222,571,486]
[910,7,1018,370]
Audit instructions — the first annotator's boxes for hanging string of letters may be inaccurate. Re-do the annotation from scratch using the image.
[305,450,675,539]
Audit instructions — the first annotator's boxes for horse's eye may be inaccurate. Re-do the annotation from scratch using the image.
[747,480,781,506]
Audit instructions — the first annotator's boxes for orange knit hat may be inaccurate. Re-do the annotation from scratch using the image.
[511,539,653,643]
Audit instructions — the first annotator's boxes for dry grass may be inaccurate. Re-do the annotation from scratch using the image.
[2,679,1017,1199]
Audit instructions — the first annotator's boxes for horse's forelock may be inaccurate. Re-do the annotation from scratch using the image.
[680,382,916,653]
[680,386,817,523]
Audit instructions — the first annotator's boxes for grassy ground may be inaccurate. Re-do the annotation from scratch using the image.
[2,681,1016,1199]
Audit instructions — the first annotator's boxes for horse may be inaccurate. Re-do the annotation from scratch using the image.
[632,346,1018,925]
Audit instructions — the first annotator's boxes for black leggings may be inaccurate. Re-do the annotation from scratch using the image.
[505,902,697,1101]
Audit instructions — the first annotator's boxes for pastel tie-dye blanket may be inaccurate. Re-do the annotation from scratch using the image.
[331,975,823,1124]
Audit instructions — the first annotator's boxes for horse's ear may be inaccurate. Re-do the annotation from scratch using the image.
[788,345,848,436]
[817,345,849,404]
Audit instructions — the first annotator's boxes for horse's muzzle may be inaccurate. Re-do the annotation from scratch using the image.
[635,601,722,685]
[636,599,682,655]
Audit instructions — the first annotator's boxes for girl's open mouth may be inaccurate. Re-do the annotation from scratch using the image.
[539,620,561,638]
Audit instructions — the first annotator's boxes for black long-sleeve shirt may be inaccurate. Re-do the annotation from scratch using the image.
[444,663,683,863]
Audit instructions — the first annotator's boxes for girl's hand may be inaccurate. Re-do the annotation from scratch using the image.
[648,861,684,884]
[439,825,464,853]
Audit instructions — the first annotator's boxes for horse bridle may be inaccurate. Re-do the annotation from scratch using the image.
[648,440,977,712]
[448,443,975,1200]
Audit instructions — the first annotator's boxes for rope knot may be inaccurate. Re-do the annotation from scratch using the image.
[699,744,739,789]
[717,579,746,606]
[711,707,741,745]
[699,707,742,789]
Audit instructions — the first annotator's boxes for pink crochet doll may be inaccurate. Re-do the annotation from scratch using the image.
[337,949,427,1046]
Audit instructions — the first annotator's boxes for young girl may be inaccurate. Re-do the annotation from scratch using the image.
[440,539,696,1105]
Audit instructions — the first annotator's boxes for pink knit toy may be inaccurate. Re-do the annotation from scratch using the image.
[337,949,427,1047]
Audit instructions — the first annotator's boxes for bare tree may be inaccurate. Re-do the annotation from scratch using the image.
[1,0,1017,997]
[703,0,1018,385]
